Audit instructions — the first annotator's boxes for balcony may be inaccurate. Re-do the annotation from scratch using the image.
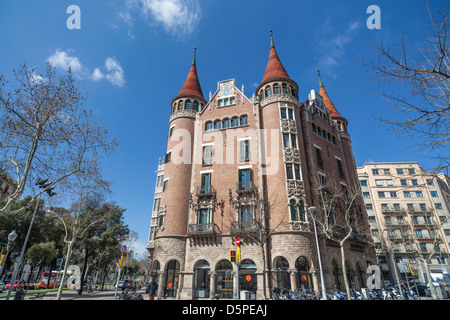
[236,181,257,195]
[230,220,260,234]
[196,185,216,198]
[381,208,406,215]
[188,223,218,237]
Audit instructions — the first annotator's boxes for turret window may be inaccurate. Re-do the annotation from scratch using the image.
[193,101,199,111]
[273,84,281,94]
[185,100,191,110]
[265,86,272,97]
[282,84,288,94]
[178,101,183,110]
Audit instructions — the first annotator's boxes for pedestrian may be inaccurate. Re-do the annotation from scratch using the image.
[147,279,158,300]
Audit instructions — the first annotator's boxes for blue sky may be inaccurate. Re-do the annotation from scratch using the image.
[0,0,446,259]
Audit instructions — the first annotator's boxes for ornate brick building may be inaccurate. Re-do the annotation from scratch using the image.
[147,33,376,300]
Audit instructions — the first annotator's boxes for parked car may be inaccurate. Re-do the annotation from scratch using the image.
[116,280,124,289]
[25,280,38,290]
[0,281,5,292]
[123,280,136,290]
[5,280,25,291]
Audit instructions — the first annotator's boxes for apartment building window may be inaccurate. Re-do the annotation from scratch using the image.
[408,168,416,174]
[239,140,250,162]
[360,180,367,186]
[238,169,252,190]
[366,204,373,210]
[430,191,439,197]
[411,179,418,186]
[419,243,427,252]
[378,191,386,198]
[427,179,434,186]
[372,169,379,175]
[397,216,405,224]
[396,168,404,175]
[419,203,427,211]
[315,147,323,168]
[202,145,213,166]
[381,204,388,211]
[368,216,376,223]
[390,191,398,198]
[383,169,391,175]
[435,203,443,209]
[280,107,294,120]
[400,180,407,186]
[201,173,211,193]
[153,198,161,212]
[412,216,419,224]
[156,175,164,187]
[363,192,371,198]
[197,208,210,225]
[404,191,411,198]
[407,203,415,211]
[239,205,253,228]
[386,180,394,186]
[165,152,172,163]
[416,191,423,198]
[375,180,383,186]
[286,163,301,180]
[385,216,392,225]
[415,230,423,238]
[389,230,396,237]
[283,133,297,148]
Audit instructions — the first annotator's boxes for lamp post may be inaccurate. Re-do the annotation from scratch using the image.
[6,179,56,300]
[308,206,327,300]
[0,230,17,281]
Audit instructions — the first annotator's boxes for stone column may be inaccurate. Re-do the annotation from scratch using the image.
[289,269,298,291]
[179,271,194,300]
[310,268,320,295]
[157,272,165,300]
[209,271,217,300]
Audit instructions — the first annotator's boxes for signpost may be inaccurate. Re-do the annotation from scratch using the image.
[114,245,128,300]
[235,238,241,300]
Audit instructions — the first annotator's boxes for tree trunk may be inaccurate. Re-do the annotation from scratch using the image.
[424,259,439,300]
[56,241,74,300]
[340,242,351,299]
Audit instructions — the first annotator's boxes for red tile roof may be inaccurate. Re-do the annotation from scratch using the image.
[319,85,345,120]
[261,38,290,83]
[176,53,204,101]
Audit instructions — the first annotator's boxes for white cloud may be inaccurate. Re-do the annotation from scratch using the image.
[47,49,83,73]
[105,57,125,87]
[91,68,105,81]
[123,0,201,37]
[46,50,125,87]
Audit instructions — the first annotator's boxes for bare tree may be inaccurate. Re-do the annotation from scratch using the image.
[0,63,117,214]
[229,188,285,300]
[310,175,370,299]
[362,1,450,173]
[47,161,112,300]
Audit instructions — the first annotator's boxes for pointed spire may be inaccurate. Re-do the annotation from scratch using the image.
[261,30,290,84]
[317,71,345,120]
[176,47,205,102]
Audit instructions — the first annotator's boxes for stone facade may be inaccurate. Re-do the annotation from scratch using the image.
[147,37,376,300]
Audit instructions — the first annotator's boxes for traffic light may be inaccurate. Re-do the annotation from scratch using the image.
[230,250,236,263]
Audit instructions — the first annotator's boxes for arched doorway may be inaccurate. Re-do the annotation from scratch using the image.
[295,256,312,290]
[164,260,180,298]
[332,260,341,291]
[194,260,210,299]
[216,260,233,299]
[274,256,290,289]
[239,259,257,299]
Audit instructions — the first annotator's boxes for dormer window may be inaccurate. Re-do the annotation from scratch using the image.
[218,96,235,107]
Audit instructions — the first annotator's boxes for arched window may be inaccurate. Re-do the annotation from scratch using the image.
[332,260,341,290]
[231,117,239,127]
[239,259,257,300]
[185,99,191,110]
[290,86,297,98]
[194,260,210,298]
[273,84,280,94]
[312,124,317,133]
[178,101,183,111]
[214,120,221,130]
[265,86,272,97]
[295,257,312,290]
[298,201,306,221]
[282,83,288,94]
[216,260,233,299]
[240,115,248,126]
[275,257,290,289]
[193,101,199,111]
[165,260,180,298]
[205,121,213,132]
[222,118,230,129]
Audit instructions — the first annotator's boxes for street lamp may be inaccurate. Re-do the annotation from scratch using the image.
[308,206,327,300]
[0,230,17,281]
[6,179,56,300]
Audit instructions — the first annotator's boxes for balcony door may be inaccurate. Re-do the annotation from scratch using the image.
[238,169,251,190]
[201,173,211,193]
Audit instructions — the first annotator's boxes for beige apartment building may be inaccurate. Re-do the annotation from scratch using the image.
[0,170,17,202]
[357,162,450,286]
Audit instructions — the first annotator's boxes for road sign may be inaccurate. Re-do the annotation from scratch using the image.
[121,245,127,252]
[236,238,241,247]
